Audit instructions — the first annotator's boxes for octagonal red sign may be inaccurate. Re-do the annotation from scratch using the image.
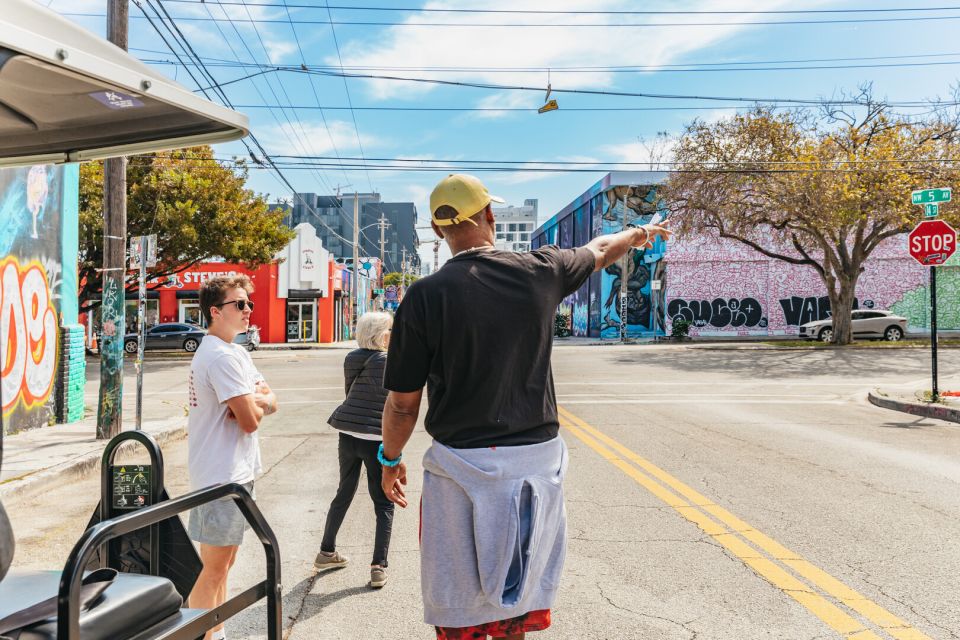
[908,219,957,266]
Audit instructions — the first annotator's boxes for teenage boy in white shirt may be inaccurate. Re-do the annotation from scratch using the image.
[186,275,277,640]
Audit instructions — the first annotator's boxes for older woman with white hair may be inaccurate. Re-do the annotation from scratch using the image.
[314,311,395,588]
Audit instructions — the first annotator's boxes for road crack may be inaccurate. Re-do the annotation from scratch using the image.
[596,583,700,639]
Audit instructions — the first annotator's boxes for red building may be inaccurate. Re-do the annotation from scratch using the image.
[83,225,378,345]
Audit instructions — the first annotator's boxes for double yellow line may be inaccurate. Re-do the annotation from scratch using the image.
[558,406,931,640]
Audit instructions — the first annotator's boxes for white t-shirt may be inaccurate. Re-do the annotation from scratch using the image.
[187,335,265,491]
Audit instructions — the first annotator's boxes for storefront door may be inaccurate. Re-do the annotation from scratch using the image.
[286,300,316,342]
[179,302,205,327]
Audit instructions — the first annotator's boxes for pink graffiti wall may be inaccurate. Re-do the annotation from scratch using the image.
[665,230,933,336]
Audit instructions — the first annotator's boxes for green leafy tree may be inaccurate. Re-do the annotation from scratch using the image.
[79,146,294,313]
[383,272,420,288]
[663,89,960,344]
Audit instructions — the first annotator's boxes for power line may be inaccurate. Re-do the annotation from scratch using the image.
[271,155,960,166]
[209,65,960,108]
[136,0,361,250]
[129,47,960,72]
[204,0,379,249]
[323,1,376,196]
[122,160,960,175]
[63,11,960,27]
[279,0,352,187]
[156,2,960,16]
[125,154,960,169]
[138,57,960,75]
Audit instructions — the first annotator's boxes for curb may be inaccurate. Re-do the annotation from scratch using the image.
[867,390,960,424]
[0,423,188,502]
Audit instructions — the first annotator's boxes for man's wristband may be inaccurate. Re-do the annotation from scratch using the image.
[377,443,403,467]
[636,226,650,246]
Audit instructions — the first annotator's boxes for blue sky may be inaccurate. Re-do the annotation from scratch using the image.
[47,1,960,267]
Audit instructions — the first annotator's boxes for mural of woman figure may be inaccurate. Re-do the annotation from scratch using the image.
[26,165,48,239]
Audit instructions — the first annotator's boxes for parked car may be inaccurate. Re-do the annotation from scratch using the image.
[800,310,908,342]
[124,322,206,353]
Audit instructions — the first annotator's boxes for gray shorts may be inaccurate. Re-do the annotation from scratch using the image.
[187,481,255,547]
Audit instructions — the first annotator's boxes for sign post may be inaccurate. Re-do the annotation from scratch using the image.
[620,197,630,343]
[129,234,157,430]
[908,202,956,402]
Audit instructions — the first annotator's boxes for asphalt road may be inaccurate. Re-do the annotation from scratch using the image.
[7,345,960,639]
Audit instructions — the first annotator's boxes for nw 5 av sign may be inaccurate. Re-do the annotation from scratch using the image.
[908,219,957,266]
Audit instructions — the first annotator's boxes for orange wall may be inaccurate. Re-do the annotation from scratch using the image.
[248,263,286,344]
[319,258,335,343]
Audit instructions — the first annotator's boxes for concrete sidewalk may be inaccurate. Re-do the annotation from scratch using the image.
[868,373,960,424]
[0,415,187,501]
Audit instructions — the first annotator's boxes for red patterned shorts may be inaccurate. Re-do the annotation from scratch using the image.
[434,609,551,639]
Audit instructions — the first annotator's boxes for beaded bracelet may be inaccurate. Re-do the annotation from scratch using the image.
[377,443,403,467]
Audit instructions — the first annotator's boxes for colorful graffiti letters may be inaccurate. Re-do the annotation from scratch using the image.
[778,296,868,326]
[1,258,58,412]
[668,297,766,329]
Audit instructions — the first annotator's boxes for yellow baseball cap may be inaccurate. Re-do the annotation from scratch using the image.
[429,174,505,227]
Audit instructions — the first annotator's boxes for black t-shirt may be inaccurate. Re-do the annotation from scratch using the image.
[384,245,595,448]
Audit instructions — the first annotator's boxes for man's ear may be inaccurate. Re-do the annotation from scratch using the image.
[485,205,495,224]
[431,221,444,239]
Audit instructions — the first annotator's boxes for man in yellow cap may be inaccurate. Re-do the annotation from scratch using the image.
[379,174,670,640]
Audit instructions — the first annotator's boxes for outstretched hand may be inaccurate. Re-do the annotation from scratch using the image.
[634,220,672,249]
[381,461,408,508]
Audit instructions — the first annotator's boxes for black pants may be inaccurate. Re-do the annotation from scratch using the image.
[321,433,394,567]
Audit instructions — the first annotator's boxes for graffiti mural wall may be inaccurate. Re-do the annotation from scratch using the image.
[533,172,670,339]
[665,231,952,336]
[534,172,956,339]
[0,165,80,433]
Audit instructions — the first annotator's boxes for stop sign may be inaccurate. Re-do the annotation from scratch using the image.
[909,220,957,266]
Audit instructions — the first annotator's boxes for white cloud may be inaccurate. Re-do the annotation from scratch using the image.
[473,91,542,119]
[260,120,381,157]
[599,137,675,169]
[332,0,831,102]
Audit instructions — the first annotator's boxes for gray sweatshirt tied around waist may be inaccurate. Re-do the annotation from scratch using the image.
[419,436,568,628]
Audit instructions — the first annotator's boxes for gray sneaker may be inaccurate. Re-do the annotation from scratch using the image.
[369,565,387,588]
[314,550,348,570]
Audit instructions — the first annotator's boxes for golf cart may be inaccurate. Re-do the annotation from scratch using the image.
[0,1,281,637]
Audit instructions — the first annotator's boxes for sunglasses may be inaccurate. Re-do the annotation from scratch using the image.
[216,299,254,312]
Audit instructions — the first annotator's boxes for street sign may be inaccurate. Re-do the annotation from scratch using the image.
[908,219,957,266]
[911,188,952,205]
[129,234,157,269]
[924,204,939,218]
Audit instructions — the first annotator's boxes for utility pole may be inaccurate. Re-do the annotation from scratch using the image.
[400,247,407,296]
[377,214,390,308]
[434,239,439,274]
[97,0,129,439]
[351,192,359,336]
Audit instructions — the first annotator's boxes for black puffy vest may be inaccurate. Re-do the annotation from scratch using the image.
[327,348,388,438]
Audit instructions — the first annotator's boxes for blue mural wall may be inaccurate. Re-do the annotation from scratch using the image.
[0,164,81,433]
[533,172,669,339]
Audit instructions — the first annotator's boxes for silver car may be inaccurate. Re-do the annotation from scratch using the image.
[800,310,908,342]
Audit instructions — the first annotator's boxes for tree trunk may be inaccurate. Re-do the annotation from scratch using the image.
[828,275,858,345]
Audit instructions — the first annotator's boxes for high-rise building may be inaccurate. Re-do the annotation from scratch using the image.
[493,199,538,252]
[362,201,420,273]
[274,192,419,274]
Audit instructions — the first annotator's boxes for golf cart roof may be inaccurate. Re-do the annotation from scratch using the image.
[0,0,248,167]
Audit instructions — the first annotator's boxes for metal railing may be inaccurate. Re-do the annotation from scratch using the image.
[56,483,281,640]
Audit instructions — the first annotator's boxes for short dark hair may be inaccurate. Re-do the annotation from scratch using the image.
[199,275,253,325]
[433,204,484,227]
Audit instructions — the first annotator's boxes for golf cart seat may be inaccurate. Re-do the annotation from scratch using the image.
[0,570,196,639]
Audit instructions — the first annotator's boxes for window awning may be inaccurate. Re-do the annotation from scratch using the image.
[0,0,248,167]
